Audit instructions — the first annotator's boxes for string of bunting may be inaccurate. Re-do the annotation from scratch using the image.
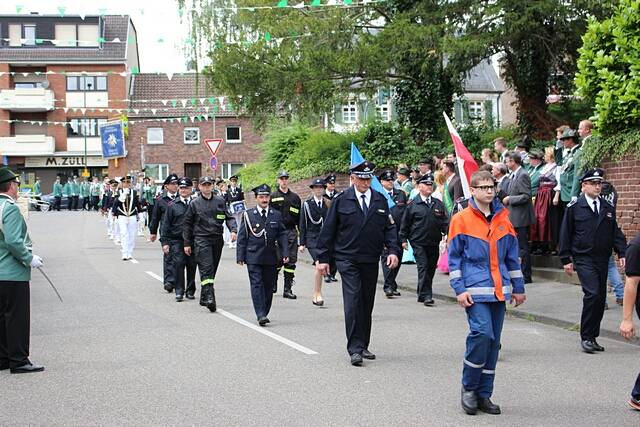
[0,114,229,126]
[4,104,235,115]
[1,95,236,108]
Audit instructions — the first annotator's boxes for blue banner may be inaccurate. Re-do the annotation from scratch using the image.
[99,121,126,159]
[350,143,395,208]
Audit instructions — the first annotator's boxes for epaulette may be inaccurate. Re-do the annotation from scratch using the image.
[333,190,344,199]
[567,199,578,208]
[600,196,614,208]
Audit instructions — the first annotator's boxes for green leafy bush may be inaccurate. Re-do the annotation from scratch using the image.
[581,129,640,168]
[262,123,310,169]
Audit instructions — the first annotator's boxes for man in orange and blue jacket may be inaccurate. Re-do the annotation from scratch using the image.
[448,170,526,416]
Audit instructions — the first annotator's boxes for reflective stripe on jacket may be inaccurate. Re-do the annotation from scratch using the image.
[447,198,525,302]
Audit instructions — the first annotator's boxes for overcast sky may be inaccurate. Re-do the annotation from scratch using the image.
[1,0,190,72]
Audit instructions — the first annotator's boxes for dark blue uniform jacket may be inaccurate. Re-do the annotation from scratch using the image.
[237,207,289,265]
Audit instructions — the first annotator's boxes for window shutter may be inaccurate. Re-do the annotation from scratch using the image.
[484,99,494,127]
[454,100,463,122]
[334,105,343,125]
[461,100,470,123]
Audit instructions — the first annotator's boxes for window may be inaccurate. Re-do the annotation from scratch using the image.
[342,101,357,123]
[184,128,200,144]
[377,104,391,122]
[55,24,76,47]
[15,82,43,89]
[468,101,484,120]
[67,118,107,137]
[78,25,99,47]
[226,126,241,143]
[145,164,169,182]
[220,163,244,179]
[23,25,36,46]
[9,24,21,47]
[66,76,107,92]
[147,128,164,145]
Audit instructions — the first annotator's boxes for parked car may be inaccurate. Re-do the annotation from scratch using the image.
[41,193,85,210]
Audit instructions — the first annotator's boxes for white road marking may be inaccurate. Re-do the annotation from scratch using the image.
[217,309,318,355]
[145,271,164,282]
[130,258,139,264]
[144,270,317,355]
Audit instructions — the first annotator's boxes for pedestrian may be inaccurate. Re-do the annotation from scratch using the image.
[299,178,330,306]
[225,175,244,249]
[183,176,237,312]
[161,178,197,302]
[493,137,509,163]
[400,174,449,306]
[80,177,90,211]
[89,176,101,211]
[441,160,463,213]
[559,168,626,353]
[418,158,433,177]
[316,160,400,366]
[270,171,301,299]
[237,184,289,325]
[601,180,625,306]
[149,174,179,293]
[480,149,498,165]
[448,170,526,415]
[112,175,141,261]
[396,167,413,196]
[102,179,119,241]
[553,128,582,211]
[378,170,408,298]
[618,232,640,411]
[0,167,45,374]
[322,174,339,283]
[515,136,532,167]
[33,177,42,211]
[66,176,79,211]
[502,151,535,284]
[52,176,63,212]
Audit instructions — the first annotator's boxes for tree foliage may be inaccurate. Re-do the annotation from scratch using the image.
[575,0,640,135]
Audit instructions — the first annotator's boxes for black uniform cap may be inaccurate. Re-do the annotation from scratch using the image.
[418,174,434,185]
[122,175,132,181]
[229,175,239,181]
[278,170,290,179]
[178,177,193,188]
[397,167,410,177]
[579,168,605,182]
[309,178,327,188]
[252,183,271,195]
[199,176,214,184]
[324,174,336,184]
[349,160,376,179]
[163,173,179,185]
[378,170,395,181]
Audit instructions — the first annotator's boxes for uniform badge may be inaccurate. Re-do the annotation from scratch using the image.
[256,223,260,228]
[606,212,612,218]
[377,209,385,213]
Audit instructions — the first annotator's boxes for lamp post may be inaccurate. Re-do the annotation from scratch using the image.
[83,81,92,177]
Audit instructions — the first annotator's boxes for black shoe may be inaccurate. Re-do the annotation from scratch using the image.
[283,290,297,299]
[362,349,376,360]
[176,294,184,302]
[417,298,425,303]
[592,340,605,352]
[478,397,501,415]
[350,353,363,366]
[258,316,269,326]
[324,275,332,283]
[581,340,597,354]
[392,290,401,296]
[164,284,174,293]
[10,362,45,374]
[0,361,9,371]
[385,290,394,298]
[424,299,435,307]
[461,387,478,415]
[186,293,195,300]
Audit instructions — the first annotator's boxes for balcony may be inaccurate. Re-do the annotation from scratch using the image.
[0,88,55,112]
[0,135,55,156]
[66,137,102,155]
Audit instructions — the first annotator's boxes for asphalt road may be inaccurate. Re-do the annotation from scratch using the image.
[2,211,639,426]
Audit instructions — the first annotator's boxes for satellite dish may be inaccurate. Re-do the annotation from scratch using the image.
[41,80,50,89]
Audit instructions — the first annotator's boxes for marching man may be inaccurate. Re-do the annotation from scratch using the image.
[112,175,141,260]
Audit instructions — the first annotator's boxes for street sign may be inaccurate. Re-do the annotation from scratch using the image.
[99,121,126,159]
[210,156,218,170]
[204,138,223,157]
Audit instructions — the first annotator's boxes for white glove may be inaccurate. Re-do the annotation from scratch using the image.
[30,255,43,268]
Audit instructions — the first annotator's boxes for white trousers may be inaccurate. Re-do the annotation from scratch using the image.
[108,210,120,239]
[118,215,138,258]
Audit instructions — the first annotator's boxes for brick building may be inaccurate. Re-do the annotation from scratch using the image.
[0,13,139,192]
[125,73,262,182]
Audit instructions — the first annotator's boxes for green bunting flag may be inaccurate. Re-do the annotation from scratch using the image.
[15,5,23,13]
[277,0,288,7]
[344,0,353,5]
[311,0,321,5]
[57,6,66,17]
[265,32,272,42]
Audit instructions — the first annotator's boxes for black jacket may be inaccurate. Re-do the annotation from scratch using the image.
[236,207,289,265]
[381,188,408,240]
[159,197,190,244]
[316,187,400,264]
[559,195,626,264]
[299,197,329,247]
[225,186,244,204]
[183,193,238,247]
[399,195,449,246]
[149,192,176,235]
[112,189,141,217]
[270,188,301,230]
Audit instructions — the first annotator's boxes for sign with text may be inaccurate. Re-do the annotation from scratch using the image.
[204,138,223,157]
[99,121,126,159]
[24,156,108,168]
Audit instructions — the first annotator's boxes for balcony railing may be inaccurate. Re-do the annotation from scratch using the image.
[0,135,55,156]
[0,88,55,112]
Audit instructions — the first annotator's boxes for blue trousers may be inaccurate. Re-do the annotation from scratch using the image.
[607,255,624,300]
[462,301,506,398]
[247,264,277,319]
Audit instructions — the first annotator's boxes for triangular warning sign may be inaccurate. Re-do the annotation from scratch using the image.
[203,138,223,156]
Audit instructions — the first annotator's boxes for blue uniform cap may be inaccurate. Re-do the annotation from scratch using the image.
[579,168,605,182]
[378,170,395,181]
[278,171,289,179]
[309,178,326,188]
[163,173,179,185]
[252,183,271,195]
[324,174,336,184]
[418,174,434,185]
[178,177,193,188]
[349,160,376,179]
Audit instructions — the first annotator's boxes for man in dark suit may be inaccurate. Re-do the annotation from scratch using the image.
[502,151,535,283]
[316,160,401,366]
[378,170,408,298]
[442,160,464,210]
[237,184,289,326]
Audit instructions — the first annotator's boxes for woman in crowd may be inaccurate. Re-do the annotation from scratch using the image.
[481,148,498,165]
[531,146,560,255]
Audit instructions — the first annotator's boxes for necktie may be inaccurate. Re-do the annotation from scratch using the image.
[361,194,368,216]
[389,191,393,199]
[317,201,322,209]
[261,209,267,221]
[593,200,598,215]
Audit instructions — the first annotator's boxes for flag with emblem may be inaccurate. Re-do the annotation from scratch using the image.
[443,112,479,199]
[350,143,395,208]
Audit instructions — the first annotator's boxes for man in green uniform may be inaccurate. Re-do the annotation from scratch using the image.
[527,150,544,197]
[80,177,91,211]
[89,176,101,211]
[558,129,582,205]
[33,177,42,211]
[52,176,63,212]
[0,167,45,374]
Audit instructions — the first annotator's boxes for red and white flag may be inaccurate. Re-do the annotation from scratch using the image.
[443,112,479,199]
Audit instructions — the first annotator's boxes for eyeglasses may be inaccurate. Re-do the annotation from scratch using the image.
[585,181,603,186]
[12,180,21,186]
[472,185,495,192]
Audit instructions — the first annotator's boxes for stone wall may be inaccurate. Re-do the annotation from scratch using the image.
[602,154,640,239]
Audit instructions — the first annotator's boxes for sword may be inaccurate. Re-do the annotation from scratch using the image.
[37,267,63,303]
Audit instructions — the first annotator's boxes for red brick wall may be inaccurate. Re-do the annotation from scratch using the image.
[602,155,640,239]
[122,116,262,178]
[0,63,11,137]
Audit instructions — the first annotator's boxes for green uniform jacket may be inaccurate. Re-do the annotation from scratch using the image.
[0,194,33,281]
[400,179,413,196]
[90,183,101,197]
[559,145,582,202]
[53,182,63,197]
[34,182,41,196]
[528,164,543,197]
[142,184,156,205]
[80,182,91,197]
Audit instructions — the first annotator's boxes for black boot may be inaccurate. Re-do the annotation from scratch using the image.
[283,271,297,299]
[200,285,217,312]
[461,387,478,415]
